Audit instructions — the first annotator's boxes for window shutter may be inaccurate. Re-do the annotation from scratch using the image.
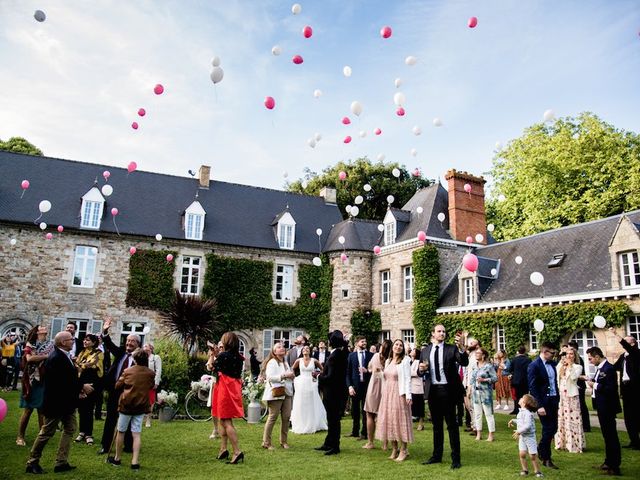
[292,329,303,339]
[50,318,65,337]
[90,319,103,334]
[263,329,273,359]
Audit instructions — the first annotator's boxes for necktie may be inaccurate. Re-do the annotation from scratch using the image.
[359,352,364,381]
[117,353,131,379]
[434,346,441,382]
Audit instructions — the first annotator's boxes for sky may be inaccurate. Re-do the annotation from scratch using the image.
[1,0,639,193]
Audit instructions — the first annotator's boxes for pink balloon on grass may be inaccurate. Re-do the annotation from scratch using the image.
[374,128,382,135]
[343,136,352,144]
[373,245,381,255]
[154,84,164,95]
[166,254,174,262]
[264,96,275,109]
[342,117,351,125]
[21,180,30,190]
[338,171,347,180]
[380,26,392,38]
[138,108,146,117]
[464,183,472,193]
[129,246,137,255]
[292,54,304,64]
[131,122,139,130]
[417,231,426,243]
[310,292,317,299]
[462,253,479,272]
[45,233,53,240]
[396,107,405,116]
[302,25,313,38]
[127,161,137,173]
[57,225,64,233]
[111,208,119,216]
[468,17,478,28]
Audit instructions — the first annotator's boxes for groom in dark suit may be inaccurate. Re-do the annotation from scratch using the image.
[587,346,622,476]
[346,335,372,439]
[419,324,468,469]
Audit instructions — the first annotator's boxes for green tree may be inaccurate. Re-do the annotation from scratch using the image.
[0,137,43,156]
[287,157,433,220]
[487,113,640,241]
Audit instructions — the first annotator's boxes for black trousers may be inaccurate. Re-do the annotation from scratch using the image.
[512,383,528,411]
[538,396,559,462]
[101,389,132,452]
[78,391,97,436]
[578,387,591,432]
[621,382,640,447]
[428,385,461,463]
[597,407,621,470]
[350,384,368,436]
[323,397,344,451]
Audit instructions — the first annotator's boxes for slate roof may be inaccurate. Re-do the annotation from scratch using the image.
[323,219,382,252]
[0,151,342,254]
[397,183,451,242]
[439,210,640,307]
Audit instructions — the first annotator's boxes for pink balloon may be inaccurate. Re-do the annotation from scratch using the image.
[417,231,426,243]
[292,54,304,64]
[103,170,111,180]
[343,136,352,144]
[138,108,146,117]
[464,183,472,193]
[127,161,137,173]
[129,246,137,255]
[154,84,164,95]
[131,122,139,130]
[380,26,392,38]
[111,207,119,216]
[468,16,478,28]
[264,96,275,110]
[310,292,317,299]
[302,25,313,38]
[166,254,174,262]
[374,128,382,135]
[462,253,479,272]
[466,236,473,244]
[340,253,348,262]
[412,168,420,177]
[373,245,381,255]
[45,232,53,240]
[338,171,347,180]
[342,116,351,125]
[57,225,64,233]
[21,180,30,190]
[396,107,405,116]
[0,398,6,422]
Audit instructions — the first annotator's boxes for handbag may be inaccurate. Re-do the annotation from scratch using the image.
[271,385,286,397]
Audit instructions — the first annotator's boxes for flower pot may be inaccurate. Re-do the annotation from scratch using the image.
[246,400,262,424]
[158,406,175,422]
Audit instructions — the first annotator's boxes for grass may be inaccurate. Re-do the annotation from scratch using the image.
[0,390,638,479]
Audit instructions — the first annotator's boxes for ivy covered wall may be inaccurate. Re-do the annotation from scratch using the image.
[350,308,382,346]
[126,249,177,311]
[412,244,440,345]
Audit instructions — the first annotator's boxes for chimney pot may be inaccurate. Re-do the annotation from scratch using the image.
[444,169,487,244]
[198,165,211,189]
[319,186,337,204]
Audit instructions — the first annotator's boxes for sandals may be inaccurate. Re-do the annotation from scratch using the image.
[16,437,26,446]
[85,436,94,445]
[74,434,85,443]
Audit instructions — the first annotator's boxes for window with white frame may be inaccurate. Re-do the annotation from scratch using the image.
[619,251,640,288]
[72,246,97,288]
[379,330,391,343]
[463,278,476,305]
[238,339,246,358]
[627,315,640,340]
[276,212,296,250]
[529,328,539,352]
[275,264,294,302]
[402,329,415,346]
[262,328,303,359]
[381,270,391,304]
[80,187,105,230]
[184,201,206,240]
[180,256,201,295]
[570,329,599,377]
[119,321,147,347]
[384,221,396,245]
[403,265,413,302]
[495,324,506,352]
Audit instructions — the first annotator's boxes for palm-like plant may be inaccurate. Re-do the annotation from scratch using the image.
[161,290,218,356]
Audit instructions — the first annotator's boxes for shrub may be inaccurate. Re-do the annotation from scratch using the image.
[155,338,190,401]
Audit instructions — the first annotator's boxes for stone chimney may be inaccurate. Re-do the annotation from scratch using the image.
[319,186,337,205]
[198,165,211,189]
[444,169,487,244]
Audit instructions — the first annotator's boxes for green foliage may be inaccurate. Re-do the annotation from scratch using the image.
[154,338,190,401]
[126,250,176,311]
[287,157,433,221]
[412,244,440,344]
[202,254,333,343]
[350,309,382,346]
[488,113,640,241]
[161,290,218,356]
[437,301,630,355]
[0,136,43,156]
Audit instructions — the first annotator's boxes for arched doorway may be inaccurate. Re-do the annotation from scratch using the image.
[1,319,33,343]
[569,329,598,377]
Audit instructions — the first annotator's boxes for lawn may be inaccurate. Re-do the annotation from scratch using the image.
[0,390,637,479]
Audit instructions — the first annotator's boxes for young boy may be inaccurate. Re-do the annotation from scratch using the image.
[508,394,543,477]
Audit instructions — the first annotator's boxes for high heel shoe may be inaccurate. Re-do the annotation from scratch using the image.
[227,452,244,464]
[216,450,229,460]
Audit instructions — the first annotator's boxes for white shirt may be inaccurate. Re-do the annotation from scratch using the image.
[622,352,630,382]
[318,350,326,364]
[429,342,447,385]
[356,348,365,381]
[592,359,607,398]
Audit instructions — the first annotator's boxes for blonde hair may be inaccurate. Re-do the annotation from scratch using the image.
[261,342,285,374]
[558,347,579,378]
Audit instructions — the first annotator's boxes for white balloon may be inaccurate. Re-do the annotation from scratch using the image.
[377,224,385,232]
[498,194,507,202]
[387,195,395,204]
[350,206,359,217]
[377,153,385,162]
[515,256,523,265]
[314,132,322,142]
[211,56,221,67]
[392,168,401,178]
[487,223,495,232]
[301,180,308,189]
[475,233,484,243]
[530,271,544,286]
[155,234,163,241]
[593,315,606,329]
[393,92,406,106]
[291,3,302,15]
[10,238,17,246]
[142,326,151,335]
[308,138,316,148]
[490,268,497,276]
[354,195,363,205]
[101,184,113,197]
[412,125,422,136]
[343,66,352,77]
[271,45,282,56]
[39,222,47,230]
[338,236,345,244]
[543,109,555,122]
[405,55,418,66]
[363,184,372,192]
[416,206,423,214]
[283,171,289,178]
[345,205,352,214]
[350,101,363,116]
[313,89,322,98]
[316,228,323,236]
[359,130,367,138]
[394,77,402,88]
[410,148,417,157]
[312,256,322,267]
[210,66,224,84]
[533,319,545,332]
[38,200,51,213]
[433,117,443,127]
[437,212,445,222]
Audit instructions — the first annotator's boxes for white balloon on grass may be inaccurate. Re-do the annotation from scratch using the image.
[530,272,544,286]
[405,55,418,66]
[101,184,113,197]
[533,319,545,332]
[593,315,606,329]
[312,256,322,267]
[354,195,363,205]
[343,66,352,77]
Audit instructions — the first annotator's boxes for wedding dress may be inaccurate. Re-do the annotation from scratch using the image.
[290,359,328,434]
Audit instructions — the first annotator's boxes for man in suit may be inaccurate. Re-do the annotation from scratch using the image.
[98,317,140,455]
[569,340,591,432]
[25,331,93,474]
[286,335,305,367]
[419,324,468,469]
[587,346,622,476]
[65,321,83,359]
[316,330,349,456]
[509,345,532,415]
[313,340,328,366]
[346,335,373,439]
[527,341,560,469]
[610,328,639,450]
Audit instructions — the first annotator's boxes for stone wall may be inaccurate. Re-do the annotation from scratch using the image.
[328,251,372,334]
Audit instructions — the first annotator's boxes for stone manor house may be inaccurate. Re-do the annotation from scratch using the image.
[1,151,639,366]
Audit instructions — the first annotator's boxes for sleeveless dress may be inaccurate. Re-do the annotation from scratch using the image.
[364,353,383,414]
[290,360,327,433]
[375,361,414,443]
[211,351,244,419]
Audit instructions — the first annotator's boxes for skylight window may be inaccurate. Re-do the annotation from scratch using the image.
[547,253,566,268]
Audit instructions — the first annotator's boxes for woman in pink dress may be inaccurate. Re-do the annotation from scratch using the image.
[375,339,413,461]
[362,339,392,449]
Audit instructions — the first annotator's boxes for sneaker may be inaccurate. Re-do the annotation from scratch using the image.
[106,457,121,466]
[504,405,511,410]
[535,472,544,478]
[74,434,85,443]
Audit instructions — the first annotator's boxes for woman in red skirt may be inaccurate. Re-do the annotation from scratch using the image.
[211,332,245,464]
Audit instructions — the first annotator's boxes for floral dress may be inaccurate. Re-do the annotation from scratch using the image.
[555,363,585,453]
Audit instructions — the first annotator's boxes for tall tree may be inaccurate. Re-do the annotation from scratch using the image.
[287,157,433,220]
[487,113,640,241]
[0,137,43,156]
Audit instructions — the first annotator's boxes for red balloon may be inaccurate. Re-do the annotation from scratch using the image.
[127,161,137,173]
[154,84,164,95]
[374,128,382,135]
[412,168,420,177]
[21,180,30,190]
[342,116,351,125]
[45,233,53,240]
[138,108,146,117]
[131,122,139,130]
[468,16,478,28]
[343,136,352,144]
[463,253,479,272]
[417,231,426,243]
[310,292,317,299]
[373,246,381,255]
[466,236,473,244]
[57,225,64,233]
[380,26,392,38]
[264,96,275,110]
[111,207,119,216]
[292,54,304,64]
[302,25,313,38]
[396,107,405,116]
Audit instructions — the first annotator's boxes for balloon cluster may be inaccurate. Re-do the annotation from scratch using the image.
[210,56,224,85]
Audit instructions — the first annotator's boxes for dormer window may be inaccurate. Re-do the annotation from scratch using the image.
[464,278,476,305]
[80,187,105,230]
[619,251,640,288]
[185,201,206,240]
[382,210,396,245]
[276,211,296,250]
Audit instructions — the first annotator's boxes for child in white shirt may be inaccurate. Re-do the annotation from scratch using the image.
[508,394,542,477]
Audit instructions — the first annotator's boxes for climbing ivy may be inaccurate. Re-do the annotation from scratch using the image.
[351,309,382,346]
[126,250,176,311]
[412,244,440,345]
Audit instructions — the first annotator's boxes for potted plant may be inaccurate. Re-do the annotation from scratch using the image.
[242,371,265,423]
[157,390,178,422]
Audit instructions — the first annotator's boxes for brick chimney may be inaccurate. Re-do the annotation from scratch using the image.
[444,169,487,244]
[198,165,211,189]
[319,186,337,204]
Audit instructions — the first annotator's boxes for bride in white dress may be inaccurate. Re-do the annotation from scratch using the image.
[290,346,328,434]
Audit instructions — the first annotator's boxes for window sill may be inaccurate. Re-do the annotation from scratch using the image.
[68,286,96,295]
